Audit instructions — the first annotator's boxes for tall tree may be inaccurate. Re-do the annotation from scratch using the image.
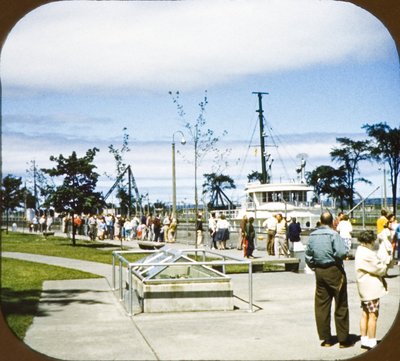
[1,175,25,233]
[247,170,264,183]
[330,137,371,210]
[169,91,227,221]
[42,148,105,245]
[202,173,236,209]
[363,122,400,214]
[306,165,349,209]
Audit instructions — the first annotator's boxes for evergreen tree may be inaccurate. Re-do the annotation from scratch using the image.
[42,148,105,245]
[1,175,25,233]
[202,173,236,209]
[363,122,400,215]
[330,137,371,210]
[306,165,349,209]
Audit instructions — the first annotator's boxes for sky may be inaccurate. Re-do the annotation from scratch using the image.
[1,0,399,207]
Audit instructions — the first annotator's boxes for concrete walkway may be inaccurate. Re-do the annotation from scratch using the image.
[3,236,400,360]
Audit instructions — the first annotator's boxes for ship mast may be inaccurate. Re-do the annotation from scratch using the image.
[253,91,269,184]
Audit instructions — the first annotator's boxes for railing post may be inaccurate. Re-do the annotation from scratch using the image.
[248,262,253,312]
[112,253,116,290]
[119,258,123,301]
[128,264,133,316]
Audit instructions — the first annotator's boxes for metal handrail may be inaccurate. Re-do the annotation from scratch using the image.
[112,248,254,315]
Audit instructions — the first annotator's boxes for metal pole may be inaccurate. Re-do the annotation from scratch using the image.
[33,160,38,211]
[347,186,380,214]
[383,164,388,209]
[362,199,366,229]
[172,131,186,219]
[119,258,123,301]
[172,141,177,218]
[128,166,132,218]
[248,262,253,312]
[253,92,269,184]
[128,265,133,316]
[112,253,116,290]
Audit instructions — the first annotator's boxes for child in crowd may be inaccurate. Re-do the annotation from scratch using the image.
[355,230,388,350]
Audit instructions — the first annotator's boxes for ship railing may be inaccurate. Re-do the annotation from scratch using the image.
[214,209,240,220]
[245,200,315,209]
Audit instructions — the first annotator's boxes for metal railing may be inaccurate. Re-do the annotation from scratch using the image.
[112,248,254,316]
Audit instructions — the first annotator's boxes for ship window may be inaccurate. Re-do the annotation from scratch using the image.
[282,191,290,201]
[262,192,267,202]
[297,191,307,202]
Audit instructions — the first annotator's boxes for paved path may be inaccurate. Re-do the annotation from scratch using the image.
[3,238,400,360]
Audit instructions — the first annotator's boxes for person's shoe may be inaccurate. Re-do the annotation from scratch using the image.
[339,339,356,348]
[321,339,335,347]
[360,345,371,350]
[248,255,255,259]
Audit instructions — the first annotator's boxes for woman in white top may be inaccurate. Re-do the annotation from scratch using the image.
[216,214,230,250]
[355,230,388,350]
[337,214,353,254]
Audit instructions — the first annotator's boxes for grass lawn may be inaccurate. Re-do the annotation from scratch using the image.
[1,232,147,339]
[1,258,101,340]
[1,232,143,264]
[188,254,284,273]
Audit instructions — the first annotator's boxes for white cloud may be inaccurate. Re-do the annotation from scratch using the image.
[1,0,391,93]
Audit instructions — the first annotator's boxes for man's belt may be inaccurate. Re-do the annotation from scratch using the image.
[315,262,336,269]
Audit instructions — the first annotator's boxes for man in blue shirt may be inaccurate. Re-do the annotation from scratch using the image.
[305,211,355,348]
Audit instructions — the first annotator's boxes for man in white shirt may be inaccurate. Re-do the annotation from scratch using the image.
[262,215,278,256]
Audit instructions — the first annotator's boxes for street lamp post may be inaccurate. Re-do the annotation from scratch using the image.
[383,164,388,209]
[378,165,388,209]
[172,131,186,218]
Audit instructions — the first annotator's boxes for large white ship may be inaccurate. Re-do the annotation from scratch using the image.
[228,92,321,229]
[235,180,321,229]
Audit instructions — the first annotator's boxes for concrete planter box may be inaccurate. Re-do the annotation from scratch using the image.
[138,277,234,313]
[129,250,234,313]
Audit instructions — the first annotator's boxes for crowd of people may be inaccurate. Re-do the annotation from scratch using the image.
[60,212,179,243]
[28,214,54,233]
[236,213,303,259]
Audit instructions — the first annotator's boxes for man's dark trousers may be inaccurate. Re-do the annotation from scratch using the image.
[314,265,349,342]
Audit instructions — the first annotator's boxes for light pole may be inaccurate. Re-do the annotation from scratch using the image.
[383,164,388,209]
[378,165,388,209]
[172,130,186,218]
